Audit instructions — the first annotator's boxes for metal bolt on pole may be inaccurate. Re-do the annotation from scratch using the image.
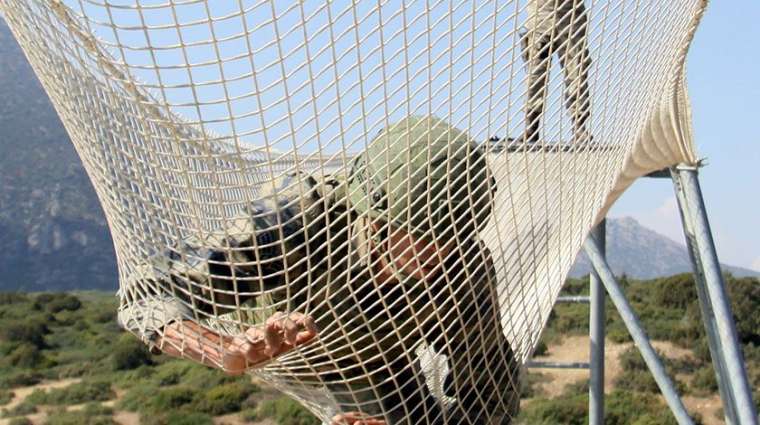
[589,220,606,425]
[675,166,758,425]
[584,236,695,425]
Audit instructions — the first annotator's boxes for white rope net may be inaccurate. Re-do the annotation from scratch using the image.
[1,0,706,423]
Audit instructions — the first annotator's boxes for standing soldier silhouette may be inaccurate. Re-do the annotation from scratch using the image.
[118,116,520,424]
[521,0,592,143]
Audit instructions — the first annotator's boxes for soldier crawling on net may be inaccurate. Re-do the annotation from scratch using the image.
[118,116,521,424]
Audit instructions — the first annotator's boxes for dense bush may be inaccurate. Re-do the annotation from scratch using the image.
[0,371,42,389]
[519,372,547,398]
[258,398,321,425]
[1,401,37,418]
[44,404,114,425]
[194,381,258,415]
[37,294,82,314]
[691,367,718,395]
[652,274,697,310]
[141,412,213,425]
[728,277,760,346]
[0,320,48,348]
[111,334,152,371]
[0,390,13,406]
[149,386,199,411]
[26,380,114,406]
[2,343,46,369]
[518,390,692,425]
[517,393,588,425]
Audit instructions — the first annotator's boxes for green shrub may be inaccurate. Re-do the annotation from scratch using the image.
[27,379,114,405]
[0,371,42,389]
[533,340,548,356]
[519,372,547,399]
[120,385,203,416]
[240,408,259,421]
[1,401,37,418]
[43,405,114,425]
[117,383,159,412]
[111,335,152,371]
[518,393,587,425]
[518,390,692,425]
[194,381,258,415]
[652,274,697,310]
[0,293,29,305]
[0,389,14,406]
[691,367,718,395]
[3,343,45,368]
[8,417,33,425]
[141,412,213,425]
[44,294,82,314]
[0,320,48,348]
[728,277,760,346]
[563,379,589,395]
[605,391,683,425]
[153,386,200,410]
[258,398,320,425]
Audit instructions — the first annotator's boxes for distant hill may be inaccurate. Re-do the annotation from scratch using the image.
[0,19,755,292]
[0,19,117,291]
[569,216,760,279]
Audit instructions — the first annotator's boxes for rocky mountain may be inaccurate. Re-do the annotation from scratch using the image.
[0,19,755,292]
[0,19,117,291]
[569,216,760,279]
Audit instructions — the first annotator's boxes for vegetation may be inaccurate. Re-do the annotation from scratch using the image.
[520,273,760,423]
[0,273,757,424]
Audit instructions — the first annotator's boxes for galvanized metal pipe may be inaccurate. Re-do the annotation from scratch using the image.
[527,361,590,369]
[589,220,606,425]
[677,167,758,425]
[584,236,695,425]
[672,168,738,425]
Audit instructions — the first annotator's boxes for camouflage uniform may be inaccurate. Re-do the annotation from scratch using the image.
[119,117,520,424]
[521,0,592,142]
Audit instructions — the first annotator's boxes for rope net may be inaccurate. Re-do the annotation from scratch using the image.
[1,0,706,423]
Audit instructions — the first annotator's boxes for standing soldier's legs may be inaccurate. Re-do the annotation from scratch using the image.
[556,1,592,142]
[520,27,553,144]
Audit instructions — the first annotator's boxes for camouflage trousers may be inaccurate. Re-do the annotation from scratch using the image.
[521,0,592,142]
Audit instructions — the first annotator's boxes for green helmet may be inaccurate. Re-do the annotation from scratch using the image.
[348,116,494,241]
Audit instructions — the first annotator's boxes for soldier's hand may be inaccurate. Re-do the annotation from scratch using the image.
[331,412,387,425]
[225,311,318,374]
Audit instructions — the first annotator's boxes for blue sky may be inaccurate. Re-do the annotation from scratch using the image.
[8,1,757,269]
[609,1,760,271]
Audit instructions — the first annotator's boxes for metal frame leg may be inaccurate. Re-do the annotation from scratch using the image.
[584,236,695,425]
[673,166,758,425]
[589,220,605,425]
[672,168,739,425]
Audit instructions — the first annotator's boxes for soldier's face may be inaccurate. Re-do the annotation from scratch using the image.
[386,226,452,282]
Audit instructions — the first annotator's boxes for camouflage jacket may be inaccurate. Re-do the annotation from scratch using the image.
[117,171,519,423]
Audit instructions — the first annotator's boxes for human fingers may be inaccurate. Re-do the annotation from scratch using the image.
[292,313,318,344]
[330,412,385,425]
[264,312,287,355]
[291,312,318,334]
[281,315,299,346]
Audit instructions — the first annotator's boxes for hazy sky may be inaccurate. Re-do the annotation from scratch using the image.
[609,1,760,271]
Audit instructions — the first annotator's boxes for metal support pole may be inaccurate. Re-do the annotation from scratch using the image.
[589,220,606,425]
[584,236,695,425]
[672,168,739,425]
[675,166,758,425]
